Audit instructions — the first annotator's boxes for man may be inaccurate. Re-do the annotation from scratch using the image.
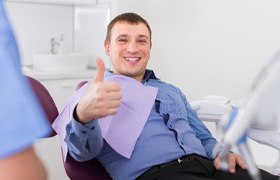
[62,12,278,180]
[0,2,50,180]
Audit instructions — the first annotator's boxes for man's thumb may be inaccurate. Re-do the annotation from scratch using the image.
[94,58,105,82]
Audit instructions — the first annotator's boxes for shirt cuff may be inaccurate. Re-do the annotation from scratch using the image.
[71,118,99,137]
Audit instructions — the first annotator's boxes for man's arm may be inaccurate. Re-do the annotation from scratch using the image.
[178,91,248,173]
[0,147,47,180]
[65,112,104,161]
[65,59,121,161]
[179,90,217,158]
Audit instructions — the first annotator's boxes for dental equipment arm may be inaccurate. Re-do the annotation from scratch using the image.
[223,51,280,144]
[215,51,280,180]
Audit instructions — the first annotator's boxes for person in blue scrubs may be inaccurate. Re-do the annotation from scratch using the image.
[0,2,50,179]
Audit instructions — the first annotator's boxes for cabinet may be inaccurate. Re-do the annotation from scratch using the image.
[24,70,96,180]
[39,78,88,111]
[25,70,96,111]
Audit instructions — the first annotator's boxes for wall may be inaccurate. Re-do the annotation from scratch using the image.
[5,2,74,66]
[147,0,280,102]
[110,0,148,19]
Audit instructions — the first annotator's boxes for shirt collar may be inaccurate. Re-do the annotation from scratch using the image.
[105,69,159,83]
[142,69,159,82]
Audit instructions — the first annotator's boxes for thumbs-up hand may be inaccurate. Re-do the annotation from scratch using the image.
[93,58,105,82]
[76,58,121,124]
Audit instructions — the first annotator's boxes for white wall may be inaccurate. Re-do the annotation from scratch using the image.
[110,0,148,19]
[5,2,74,66]
[147,0,280,102]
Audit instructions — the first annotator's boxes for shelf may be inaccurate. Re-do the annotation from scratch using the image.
[23,69,96,80]
[5,0,97,6]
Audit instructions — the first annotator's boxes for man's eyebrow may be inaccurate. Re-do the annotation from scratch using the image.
[138,35,149,40]
[117,34,128,38]
[116,34,149,39]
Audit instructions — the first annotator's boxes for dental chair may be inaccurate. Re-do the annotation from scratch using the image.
[26,76,58,137]
[27,76,111,180]
[63,154,111,180]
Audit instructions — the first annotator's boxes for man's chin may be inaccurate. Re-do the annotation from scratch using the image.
[122,71,144,81]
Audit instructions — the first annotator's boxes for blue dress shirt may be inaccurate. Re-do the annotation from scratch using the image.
[66,70,217,180]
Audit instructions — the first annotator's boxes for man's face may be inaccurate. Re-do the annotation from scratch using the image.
[104,21,151,81]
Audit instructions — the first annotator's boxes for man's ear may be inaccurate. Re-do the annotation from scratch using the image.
[104,41,110,56]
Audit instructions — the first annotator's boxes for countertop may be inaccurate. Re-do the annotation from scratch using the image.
[23,66,97,80]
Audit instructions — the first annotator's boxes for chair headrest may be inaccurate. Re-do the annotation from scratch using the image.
[26,76,58,137]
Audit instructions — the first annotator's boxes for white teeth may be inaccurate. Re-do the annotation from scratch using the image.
[125,57,139,61]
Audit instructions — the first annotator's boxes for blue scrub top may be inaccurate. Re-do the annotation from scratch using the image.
[0,2,51,159]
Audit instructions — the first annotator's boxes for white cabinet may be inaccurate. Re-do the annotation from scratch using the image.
[25,70,96,111]
[35,136,69,180]
[40,78,87,111]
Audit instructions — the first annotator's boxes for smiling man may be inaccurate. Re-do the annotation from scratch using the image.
[60,12,278,180]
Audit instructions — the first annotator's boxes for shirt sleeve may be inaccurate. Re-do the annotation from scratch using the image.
[0,3,50,159]
[179,90,218,159]
[65,116,104,162]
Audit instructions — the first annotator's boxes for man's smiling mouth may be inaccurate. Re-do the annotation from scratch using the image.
[125,57,141,61]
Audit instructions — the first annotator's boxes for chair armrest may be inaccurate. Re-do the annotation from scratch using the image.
[191,95,233,123]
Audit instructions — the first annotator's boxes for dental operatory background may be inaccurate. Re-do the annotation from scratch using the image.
[4,0,280,179]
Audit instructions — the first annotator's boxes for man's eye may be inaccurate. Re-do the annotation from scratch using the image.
[118,39,127,42]
[138,39,147,44]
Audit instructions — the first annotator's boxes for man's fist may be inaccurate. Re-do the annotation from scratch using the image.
[76,58,121,123]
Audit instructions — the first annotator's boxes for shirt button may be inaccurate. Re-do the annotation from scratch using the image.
[81,130,87,134]
[180,141,184,145]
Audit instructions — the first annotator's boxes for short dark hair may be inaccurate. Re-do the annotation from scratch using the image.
[105,12,152,44]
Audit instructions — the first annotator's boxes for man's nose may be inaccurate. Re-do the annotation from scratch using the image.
[127,41,139,53]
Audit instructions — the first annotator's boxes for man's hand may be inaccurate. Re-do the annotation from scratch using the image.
[76,58,121,124]
[214,153,248,174]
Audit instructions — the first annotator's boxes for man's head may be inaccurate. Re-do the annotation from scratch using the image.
[105,12,152,45]
[104,12,152,81]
